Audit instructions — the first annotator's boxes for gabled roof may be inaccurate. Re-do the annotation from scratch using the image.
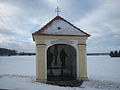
[32,16,90,37]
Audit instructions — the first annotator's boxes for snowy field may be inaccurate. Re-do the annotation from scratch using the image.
[0,56,120,90]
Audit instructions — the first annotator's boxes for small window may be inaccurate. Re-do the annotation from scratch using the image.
[58,27,61,30]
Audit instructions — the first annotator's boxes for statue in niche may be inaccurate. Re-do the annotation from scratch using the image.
[53,45,58,65]
[47,50,53,74]
[60,49,68,66]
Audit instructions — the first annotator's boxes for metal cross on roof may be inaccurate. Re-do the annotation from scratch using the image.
[55,7,61,16]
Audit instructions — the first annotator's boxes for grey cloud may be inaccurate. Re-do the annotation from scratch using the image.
[0,28,16,36]
[1,37,35,53]
[75,0,120,52]
[0,0,120,52]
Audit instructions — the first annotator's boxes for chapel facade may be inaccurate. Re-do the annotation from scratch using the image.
[32,16,90,82]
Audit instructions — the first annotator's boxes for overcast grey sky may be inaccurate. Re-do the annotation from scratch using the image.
[0,0,120,53]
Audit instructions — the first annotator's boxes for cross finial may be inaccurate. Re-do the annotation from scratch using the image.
[55,7,61,16]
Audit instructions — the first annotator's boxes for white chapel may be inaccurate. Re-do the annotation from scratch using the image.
[32,16,90,82]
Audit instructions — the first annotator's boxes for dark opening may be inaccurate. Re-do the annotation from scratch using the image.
[47,44,77,81]
[57,27,61,30]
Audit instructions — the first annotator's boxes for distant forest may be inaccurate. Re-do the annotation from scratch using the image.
[0,48,35,56]
[0,48,17,56]
[0,48,119,57]
[110,50,120,57]
[87,50,120,57]
[87,53,109,56]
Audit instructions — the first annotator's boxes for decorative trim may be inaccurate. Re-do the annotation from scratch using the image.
[36,44,46,45]
[45,39,78,46]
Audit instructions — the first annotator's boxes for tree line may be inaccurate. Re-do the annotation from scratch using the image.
[110,50,120,57]
[0,48,17,56]
[0,48,35,56]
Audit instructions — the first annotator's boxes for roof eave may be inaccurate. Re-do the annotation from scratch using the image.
[32,33,90,37]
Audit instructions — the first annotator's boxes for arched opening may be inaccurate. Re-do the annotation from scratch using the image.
[47,44,77,81]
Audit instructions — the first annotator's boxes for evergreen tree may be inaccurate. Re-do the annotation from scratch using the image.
[110,51,113,57]
[114,50,118,57]
[119,50,120,57]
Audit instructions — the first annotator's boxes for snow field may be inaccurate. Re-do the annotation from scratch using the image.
[0,56,120,90]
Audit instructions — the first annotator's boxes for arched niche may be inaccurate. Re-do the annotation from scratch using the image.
[47,44,77,81]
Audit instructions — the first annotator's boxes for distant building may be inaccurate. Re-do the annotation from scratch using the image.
[32,16,90,82]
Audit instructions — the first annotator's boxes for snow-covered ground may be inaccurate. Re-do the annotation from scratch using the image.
[0,56,36,76]
[0,56,120,90]
[87,56,120,83]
